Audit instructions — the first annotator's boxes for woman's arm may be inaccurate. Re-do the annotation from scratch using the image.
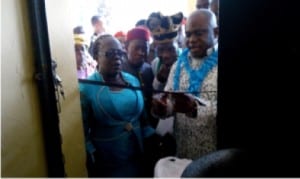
[79,91,96,162]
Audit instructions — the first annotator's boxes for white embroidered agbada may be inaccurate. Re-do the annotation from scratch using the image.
[164,47,218,160]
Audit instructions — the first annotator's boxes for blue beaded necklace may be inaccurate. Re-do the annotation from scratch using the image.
[173,48,218,96]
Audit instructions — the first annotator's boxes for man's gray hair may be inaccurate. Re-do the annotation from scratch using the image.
[189,9,218,28]
[208,10,218,28]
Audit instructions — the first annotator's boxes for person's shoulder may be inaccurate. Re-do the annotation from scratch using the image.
[86,72,99,80]
[151,57,160,73]
[121,72,140,85]
[151,57,160,66]
[79,72,99,91]
[171,60,180,70]
[142,62,152,69]
[210,65,218,74]
[122,71,136,80]
[141,62,154,73]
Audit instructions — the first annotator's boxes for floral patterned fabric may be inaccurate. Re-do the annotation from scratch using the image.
[164,51,218,160]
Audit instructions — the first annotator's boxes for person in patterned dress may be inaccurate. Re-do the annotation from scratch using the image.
[73,26,97,79]
[152,9,219,160]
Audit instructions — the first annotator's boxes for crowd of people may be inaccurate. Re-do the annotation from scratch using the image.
[75,1,220,177]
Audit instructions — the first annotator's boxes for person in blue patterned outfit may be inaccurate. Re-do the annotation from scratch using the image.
[79,34,155,177]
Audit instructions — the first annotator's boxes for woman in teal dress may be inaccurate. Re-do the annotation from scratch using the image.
[79,34,155,177]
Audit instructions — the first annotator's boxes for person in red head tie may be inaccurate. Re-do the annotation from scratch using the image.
[114,31,126,50]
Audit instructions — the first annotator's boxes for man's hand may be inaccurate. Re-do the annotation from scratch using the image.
[151,93,169,117]
[156,64,171,83]
[151,93,198,118]
[172,93,197,115]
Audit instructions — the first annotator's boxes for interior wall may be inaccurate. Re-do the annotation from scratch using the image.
[187,0,197,15]
[1,0,47,177]
[45,0,87,177]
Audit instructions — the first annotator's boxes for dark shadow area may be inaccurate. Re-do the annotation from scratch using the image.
[27,0,65,177]
[217,0,300,176]
[181,148,253,177]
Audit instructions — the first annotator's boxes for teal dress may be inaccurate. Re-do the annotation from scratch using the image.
[79,72,155,177]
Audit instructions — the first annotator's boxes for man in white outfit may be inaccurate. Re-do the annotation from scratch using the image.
[152,9,219,177]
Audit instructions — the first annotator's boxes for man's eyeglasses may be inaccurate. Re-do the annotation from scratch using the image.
[102,49,127,59]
